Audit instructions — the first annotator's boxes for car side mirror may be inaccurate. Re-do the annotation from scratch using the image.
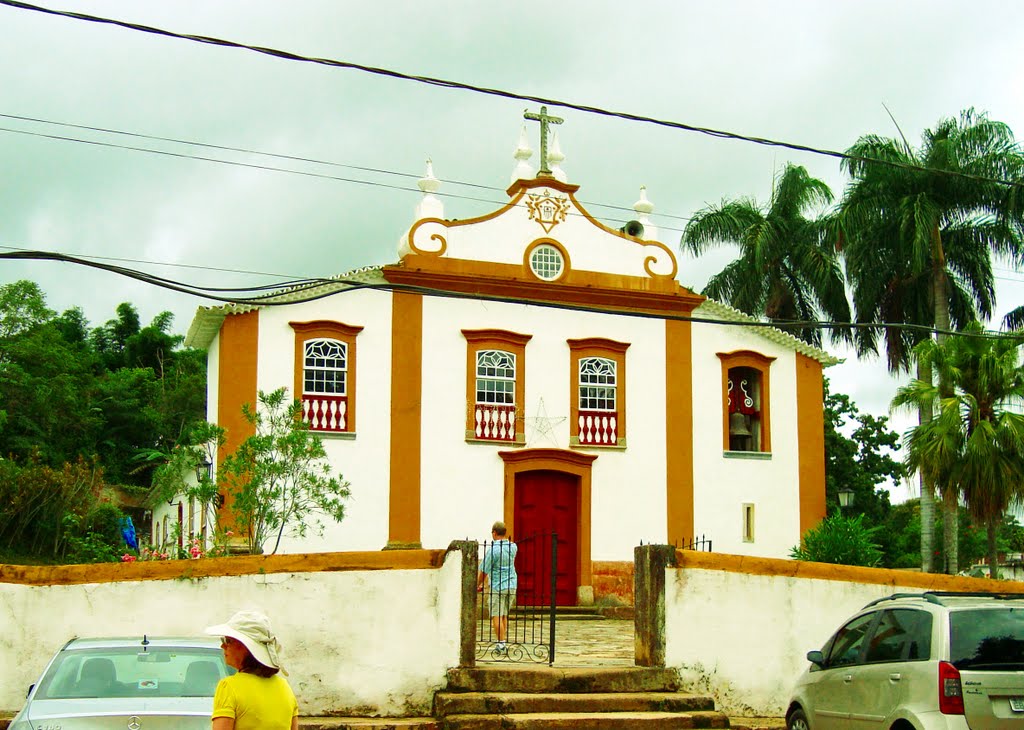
[806,650,825,666]
[26,683,34,697]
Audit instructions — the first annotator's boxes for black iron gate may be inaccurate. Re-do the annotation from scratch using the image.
[477,531,557,664]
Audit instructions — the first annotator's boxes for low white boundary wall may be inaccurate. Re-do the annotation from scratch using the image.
[665,551,1024,717]
[0,549,462,716]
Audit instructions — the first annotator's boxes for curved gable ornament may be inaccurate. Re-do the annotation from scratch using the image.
[405,191,528,257]
[639,240,678,279]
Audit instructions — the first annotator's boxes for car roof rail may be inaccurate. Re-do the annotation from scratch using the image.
[920,591,1024,605]
[861,593,930,609]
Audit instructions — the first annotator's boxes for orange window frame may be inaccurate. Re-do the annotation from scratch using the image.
[290,320,364,433]
[717,350,775,453]
[568,338,630,447]
[462,329,532,443]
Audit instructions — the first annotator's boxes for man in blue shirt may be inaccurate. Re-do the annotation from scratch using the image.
[477,521,518,653]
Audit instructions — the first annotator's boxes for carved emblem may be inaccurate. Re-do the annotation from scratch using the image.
[525,191,570,233]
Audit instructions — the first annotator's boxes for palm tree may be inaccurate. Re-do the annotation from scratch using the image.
[893,323,1024,578]
[1004,306,1024,331]
[840,108,1024,573]
[681,163,851,347]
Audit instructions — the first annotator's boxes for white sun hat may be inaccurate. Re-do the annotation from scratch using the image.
[205,610,287,675]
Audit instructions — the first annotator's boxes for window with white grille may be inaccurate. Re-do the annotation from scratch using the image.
[476,350,516,405]
[579,357,616,410]
[304,339,347,395]
[529,244,564,281]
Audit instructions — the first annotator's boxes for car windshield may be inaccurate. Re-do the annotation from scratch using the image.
[950,607,1024,670]
[34,646,233,699]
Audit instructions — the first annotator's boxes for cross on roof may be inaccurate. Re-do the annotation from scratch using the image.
[524,106,564,176]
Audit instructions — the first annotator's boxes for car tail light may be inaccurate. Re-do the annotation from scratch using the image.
[939,661,964,715]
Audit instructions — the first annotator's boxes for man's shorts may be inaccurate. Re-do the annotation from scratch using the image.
[488,590,515,617]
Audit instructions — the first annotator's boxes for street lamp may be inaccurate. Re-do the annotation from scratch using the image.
[838,487,855,510]
[195,457,213,484]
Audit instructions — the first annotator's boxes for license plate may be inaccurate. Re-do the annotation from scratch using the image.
[1010,697,1024,712]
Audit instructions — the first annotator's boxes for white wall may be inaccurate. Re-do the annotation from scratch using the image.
[690,322,802,558]
[664,554,1024,716]
[418,295,668,559]
[0,552,462,716]
[255,289,394,553]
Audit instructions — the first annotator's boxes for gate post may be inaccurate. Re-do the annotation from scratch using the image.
[634,544,676,667]
[447,540,479,667]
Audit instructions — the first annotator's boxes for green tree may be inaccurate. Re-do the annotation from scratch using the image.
[791,513,884,567]
[841,108,1024,573]
[219,388,350,555]
[681,163,850,347]
[823,378,902,523]
[893,323,1024,578]
[147,420,226,537]
[0,321,103,465]
[0,280,54,340]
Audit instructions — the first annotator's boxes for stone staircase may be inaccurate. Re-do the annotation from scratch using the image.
[435,666,730,729]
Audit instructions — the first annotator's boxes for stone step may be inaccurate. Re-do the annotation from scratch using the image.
[435,691,715,716]
[300,720,439,729]
[446,667,681,694]
[442,710,729,730]
[0,718,440,730]
[728,717,786,730]
[512,606,604,618]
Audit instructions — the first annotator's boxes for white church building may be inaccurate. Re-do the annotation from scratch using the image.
[184,111,835,604]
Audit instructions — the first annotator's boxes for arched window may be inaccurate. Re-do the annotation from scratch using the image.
[463,329,532,443]
[717,350,775,453]
[290,321,363,433]
[568,338,629,447]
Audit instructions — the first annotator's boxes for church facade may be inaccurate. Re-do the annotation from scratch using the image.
[185,116,834,604]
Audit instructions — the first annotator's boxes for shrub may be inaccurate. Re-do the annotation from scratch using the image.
[791,513,884,567]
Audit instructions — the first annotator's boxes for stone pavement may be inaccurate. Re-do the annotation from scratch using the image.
[551,617,635,667]
[478,617,635,667]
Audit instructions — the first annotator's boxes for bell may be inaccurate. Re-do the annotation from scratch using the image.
[729,412,752,437]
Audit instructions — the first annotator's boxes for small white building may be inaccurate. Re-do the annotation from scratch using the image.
[184,116,836,604]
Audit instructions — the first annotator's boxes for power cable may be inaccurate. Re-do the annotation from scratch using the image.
[4,248,1021,342]
[0,124,682,233]
[0,112,694,225]
[2,0,1022,191]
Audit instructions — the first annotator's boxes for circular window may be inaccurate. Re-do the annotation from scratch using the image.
[528,244,565,281]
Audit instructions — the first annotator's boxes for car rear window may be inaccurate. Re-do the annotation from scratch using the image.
[35,647,232,699]
[950,607,1024,670]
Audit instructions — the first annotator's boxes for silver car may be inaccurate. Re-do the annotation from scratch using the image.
[10,636,232,730]
[787,591,1024,730]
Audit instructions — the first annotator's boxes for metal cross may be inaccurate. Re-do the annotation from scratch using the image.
[524,106,564,176]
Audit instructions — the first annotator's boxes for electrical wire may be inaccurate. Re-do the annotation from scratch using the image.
[3,248,1021,341]
[0,111,696,223]
[2,0,1022,191]
[0,112,696,227]
[0,125,677,234]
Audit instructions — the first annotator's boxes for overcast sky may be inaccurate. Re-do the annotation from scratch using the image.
[2,1,1023,501]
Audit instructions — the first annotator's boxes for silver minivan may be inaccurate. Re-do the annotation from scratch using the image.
[787,592,1024,730]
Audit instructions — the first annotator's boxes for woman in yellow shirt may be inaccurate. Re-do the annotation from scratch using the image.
[205,610,299,730]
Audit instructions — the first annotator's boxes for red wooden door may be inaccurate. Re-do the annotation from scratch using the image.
[514,470,579,606]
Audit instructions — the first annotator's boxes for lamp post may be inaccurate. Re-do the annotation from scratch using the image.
[194,457,215,542]
[194,457,213,484]
[838,487,855,510]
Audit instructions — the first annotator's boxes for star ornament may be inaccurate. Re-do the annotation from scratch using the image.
[524,398,567,447]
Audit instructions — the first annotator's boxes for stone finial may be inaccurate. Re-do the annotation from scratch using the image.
[511,125,535,183]
[415,158,444,220]
[633,186,658,241]
[548,130,567,183]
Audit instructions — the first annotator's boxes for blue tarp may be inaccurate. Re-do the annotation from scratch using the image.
[120,515,138,550]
